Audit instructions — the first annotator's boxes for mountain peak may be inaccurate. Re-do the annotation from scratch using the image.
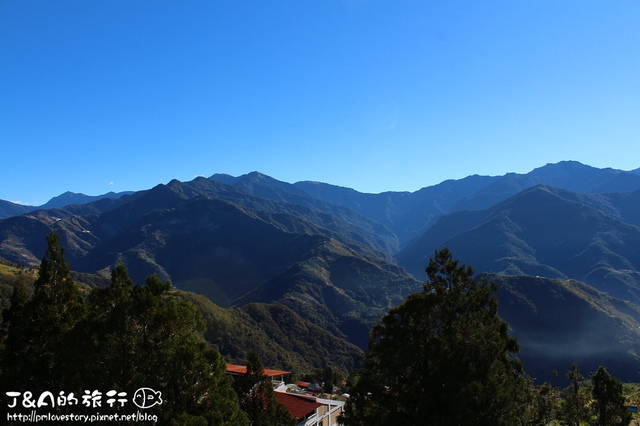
[529,160,592,175]
[241,171,279,184]
[40,190,132,210]
[208,173,240,185]
[210,171,274,185]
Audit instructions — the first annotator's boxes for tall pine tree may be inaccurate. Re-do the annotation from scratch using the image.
[342,247,531,425]
[559,362,587,426]
[0,230,86,394]
[233,352,295,426]
[82,266,248,425]
[591,366,631,426]
[1,234,248,424]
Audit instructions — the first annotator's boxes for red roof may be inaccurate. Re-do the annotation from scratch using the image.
[226,363,291,377]
[275,392,323,420]
[295,381,310,388]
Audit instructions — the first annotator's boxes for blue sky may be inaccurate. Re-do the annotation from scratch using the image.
[2,1,639,205]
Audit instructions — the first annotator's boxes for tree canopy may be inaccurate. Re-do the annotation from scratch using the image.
[342,247,531,425]
[0,231,87,393]
[0,230,247,425]
[232,351,295,426]
[591,366,632,426]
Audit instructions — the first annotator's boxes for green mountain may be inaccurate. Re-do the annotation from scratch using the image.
[495,274,640,384]
[398,185,640,303]
[0,177,419,354]
[0,261,361,375]
[234,238,418,348]
[3,161,640,383]
[179,292,363,373]
[293,161,640,244]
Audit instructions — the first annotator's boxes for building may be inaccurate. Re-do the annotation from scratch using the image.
[225,363,291,392]
[274,392,344,426]
[225,363,345,425]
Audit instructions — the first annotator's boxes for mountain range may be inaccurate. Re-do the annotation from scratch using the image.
[2,160,640,383]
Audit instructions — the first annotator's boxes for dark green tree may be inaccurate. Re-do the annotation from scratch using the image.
[0,277,29,376]
[82,266,248,425]
[0,230,87,394]
[1,276,29,325]
[342,247,531,425]
[530,382,561,425]
[79,263,139,390]
[233,352,295,426]
[0,231,248,424]
[0,276,29,339]
[591,366,631,426]
[559,362,587,426]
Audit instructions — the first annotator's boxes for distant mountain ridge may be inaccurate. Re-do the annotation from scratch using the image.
[0,175,420,356]
[0,200,33,218]
[398,184,640,302]
[40,190,134,210]
[294,161,640,244]
[2,160,640,383]
[4,160,639,226]
[495,274,640,385]
[0,190,133,219]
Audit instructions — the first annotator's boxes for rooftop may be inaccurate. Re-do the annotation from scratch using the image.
[274,392,323,421]
[225,363,291,377]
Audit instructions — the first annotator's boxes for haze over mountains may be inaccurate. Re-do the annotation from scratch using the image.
[2,160,640,383]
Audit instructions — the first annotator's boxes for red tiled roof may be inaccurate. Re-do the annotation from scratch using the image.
[295,381,310,388]
[226,363,291,377]
[275,392,323,420]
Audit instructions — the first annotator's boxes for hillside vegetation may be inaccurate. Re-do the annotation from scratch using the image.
[2,161,640,384]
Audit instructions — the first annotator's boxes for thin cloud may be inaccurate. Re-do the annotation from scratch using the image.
[10,200,36,206]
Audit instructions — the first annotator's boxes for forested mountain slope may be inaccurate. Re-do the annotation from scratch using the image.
[398,185,640,303]
[2,161,640,383]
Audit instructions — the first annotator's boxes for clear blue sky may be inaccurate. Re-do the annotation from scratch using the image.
[2,1,639,205]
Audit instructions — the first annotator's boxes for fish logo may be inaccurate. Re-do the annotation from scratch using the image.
[132,388,163,409]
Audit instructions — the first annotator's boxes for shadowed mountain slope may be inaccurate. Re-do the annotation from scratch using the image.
[0,262,362,375]
[40,191,133,210]
[495,274,640,384]
[0,200,34,219]
[295,174,496,244]
[295,161,640,245]
[3,162,640,382]
[208,173,400,257]
[179,292,363,374]
[0,177,420,351]
[452,161,640,212]
[398,185,640,303]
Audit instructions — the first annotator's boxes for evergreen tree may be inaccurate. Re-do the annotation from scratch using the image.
[559,362,587,426]
[530,382,561,425]
[0,277,29,376]
[83,266,248,425]
[79,263,139,390]
[0,230,86,394]
[342,247,531,425]
[0,276,29,340]
[1,232,248,424]
[1,276,29,325]
[591,366,631,426]
[233,352,296,426]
